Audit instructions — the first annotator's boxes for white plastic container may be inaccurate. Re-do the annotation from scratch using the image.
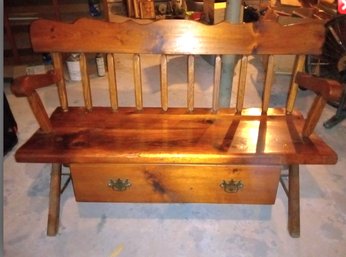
[95,53,106,77]
[66,53,81,81]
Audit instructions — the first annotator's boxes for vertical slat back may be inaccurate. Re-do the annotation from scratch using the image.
[51,52,68,111]
[133,54,143,110]
[79,53,93,111]
[236,55,248,113]
[286,55,306,113]
[107,53,118,111]
[212,55,222,112]
[160,54,168,111]
[30,19,324,113]
[187,55,195,112]
[262,55,275,113]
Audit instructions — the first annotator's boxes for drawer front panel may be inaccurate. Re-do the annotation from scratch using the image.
[70,164,280,204]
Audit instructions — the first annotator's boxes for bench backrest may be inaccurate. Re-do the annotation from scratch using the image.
[29,18,325,114]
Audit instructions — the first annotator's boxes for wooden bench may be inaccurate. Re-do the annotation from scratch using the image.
[11,18,343,237]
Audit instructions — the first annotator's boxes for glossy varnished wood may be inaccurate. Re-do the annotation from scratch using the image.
[160,54,168,111]
[213,55,222,112]
[71,164,281,204]
[51,53,68,111]
[29,18,325,55]
[288,164,300,237]
[15,107,337,165]
[11,18,341,237]
[27,92,53,133]
[187,55,195,112]
[262,55,274,113]
[133,54,143,110]
[236,56,248,113]
[80,53,93,111]
[11,71,61,97]
[107,53,118,111]
[287,55,306,113]
[47,163,61,236]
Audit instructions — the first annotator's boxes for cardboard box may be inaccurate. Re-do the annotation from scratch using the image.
[203,0,226,24]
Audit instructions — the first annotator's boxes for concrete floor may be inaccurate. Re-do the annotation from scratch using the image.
[3,55,346,257]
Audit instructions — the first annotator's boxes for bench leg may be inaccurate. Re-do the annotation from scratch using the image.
[47,163,62,236]
[288,164,300,238]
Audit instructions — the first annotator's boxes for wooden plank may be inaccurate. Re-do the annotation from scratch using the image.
[51,52,68,111]
[212,55,222,112]
[133,54,143,110]
[236,55,248,113]
[71,163,281,204]
[30,18,325,55]
[262,55,274,113]
[187,55,195,112]
[160,54,168,111]
[14,107,338,165]
[79,53,93,111]
[107,53,118,111]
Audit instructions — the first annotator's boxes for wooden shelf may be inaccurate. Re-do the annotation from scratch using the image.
[4,0,107,65]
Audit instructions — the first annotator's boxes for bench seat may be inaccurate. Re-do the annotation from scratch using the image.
[16,107,337,165]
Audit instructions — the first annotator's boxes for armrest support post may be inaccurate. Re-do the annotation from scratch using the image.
[28,91,53,133]
[302,95,326,137]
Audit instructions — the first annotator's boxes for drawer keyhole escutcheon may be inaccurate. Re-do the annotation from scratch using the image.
[108,178,132,191]
[220,179,244,193]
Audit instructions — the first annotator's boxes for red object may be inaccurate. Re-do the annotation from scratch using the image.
[190,12,202,21]
[339,0,346,14]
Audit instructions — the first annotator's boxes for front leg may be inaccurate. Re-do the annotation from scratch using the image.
[288,164,300,238]
[47,163,62,236]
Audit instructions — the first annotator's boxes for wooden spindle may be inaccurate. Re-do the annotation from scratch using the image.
[160,54,168,111]
[79,53,93,111]
[286,55,306,114]
[236,55,248,113]
[212,55,222,112]
[187,55,195,112]
[133,54,143,110]
[51,52,68,111]
[262,55,274,113]
[107,53,118,111]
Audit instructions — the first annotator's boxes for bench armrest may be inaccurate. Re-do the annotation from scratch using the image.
[11,70,61,133]
[295,72,344,137]
[11,70,61,97]
[296,72,343,102]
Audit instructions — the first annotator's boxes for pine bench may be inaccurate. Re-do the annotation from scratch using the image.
[11,18,343,237]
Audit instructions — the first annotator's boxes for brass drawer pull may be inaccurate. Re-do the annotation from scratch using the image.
[220,179,244,193]
[108,178,132,191]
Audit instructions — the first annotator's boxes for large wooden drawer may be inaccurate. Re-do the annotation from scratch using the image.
[70,164,281,204]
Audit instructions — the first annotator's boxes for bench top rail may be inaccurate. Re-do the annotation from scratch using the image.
[30,18,325,55]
